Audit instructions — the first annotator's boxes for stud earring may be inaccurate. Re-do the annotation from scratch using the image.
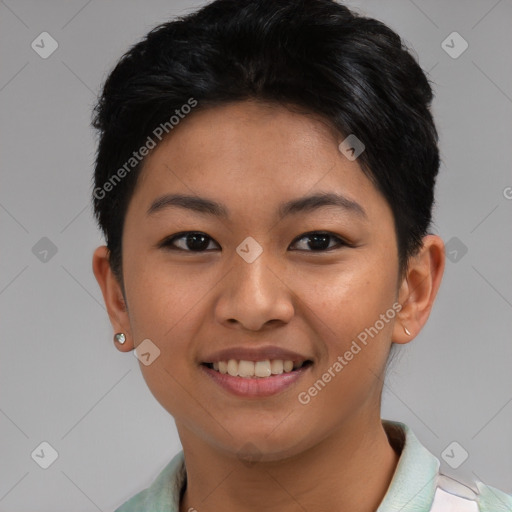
[403,326,411,336]
[114,333,126,344]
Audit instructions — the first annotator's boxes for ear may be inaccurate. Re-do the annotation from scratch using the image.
[92,246,133,352]
[392,235,445,344]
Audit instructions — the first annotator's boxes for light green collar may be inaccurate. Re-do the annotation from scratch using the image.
[116,420,441,511]
[377,420,440,511]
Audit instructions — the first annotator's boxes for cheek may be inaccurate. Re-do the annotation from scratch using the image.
[123,252,203,338]
[298,258,396,326]
[123,259,205,413]
[295,267,396,418]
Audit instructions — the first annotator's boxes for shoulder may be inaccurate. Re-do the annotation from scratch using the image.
[432,473,512,512]
[113,451,186,512]
[381,420,512,512]
[114,489,148,512]
[475,480,512,511]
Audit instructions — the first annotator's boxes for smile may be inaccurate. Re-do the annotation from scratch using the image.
[200,359,313,398]
[203,359,312,378]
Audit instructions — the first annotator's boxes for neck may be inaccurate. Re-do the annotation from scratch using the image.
[178,416,400,512]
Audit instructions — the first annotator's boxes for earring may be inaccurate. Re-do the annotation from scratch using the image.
[114,333,126,344]
[403,326,411,336]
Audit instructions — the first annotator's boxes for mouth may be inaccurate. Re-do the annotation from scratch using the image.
[201,359,313,378]
[200,358,313,398]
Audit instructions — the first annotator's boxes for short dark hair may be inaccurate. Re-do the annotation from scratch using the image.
[92,0,439,283]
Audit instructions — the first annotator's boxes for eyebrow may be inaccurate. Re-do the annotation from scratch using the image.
[147,191,367,220]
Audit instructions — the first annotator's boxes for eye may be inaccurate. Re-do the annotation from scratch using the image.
[159,230,348,253]
[159,231,220,252]
[289,231,347,252]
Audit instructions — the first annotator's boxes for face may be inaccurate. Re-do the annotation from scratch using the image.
[116,100,403,460]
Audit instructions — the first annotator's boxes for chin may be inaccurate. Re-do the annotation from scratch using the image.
[219,426,312,463]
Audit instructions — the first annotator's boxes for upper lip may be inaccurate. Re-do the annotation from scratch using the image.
[201,345,312,364]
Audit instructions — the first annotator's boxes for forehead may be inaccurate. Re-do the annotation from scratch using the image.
[152,100,342,169]
[130,100,391,224]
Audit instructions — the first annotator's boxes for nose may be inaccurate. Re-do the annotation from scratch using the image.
[214,249,295,332]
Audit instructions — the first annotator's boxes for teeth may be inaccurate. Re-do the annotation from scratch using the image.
[255,360,271,377]
[209,359,306,378]
[270,359,283,374]
[284,360,294,372]
[227,359,238,376]
[238,360,254,377]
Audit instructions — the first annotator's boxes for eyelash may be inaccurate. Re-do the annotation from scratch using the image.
[159,231,350,253]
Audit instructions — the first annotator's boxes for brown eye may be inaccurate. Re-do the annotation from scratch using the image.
[290,232,347,252]
[160,232,220,252]
[159,230,348,253]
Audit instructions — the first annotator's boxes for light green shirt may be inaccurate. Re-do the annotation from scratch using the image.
[114,420,512,511]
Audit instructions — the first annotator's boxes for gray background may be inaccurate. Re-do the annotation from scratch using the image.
[1,0,511,510]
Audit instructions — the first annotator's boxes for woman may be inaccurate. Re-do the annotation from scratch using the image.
[91,0,512,510]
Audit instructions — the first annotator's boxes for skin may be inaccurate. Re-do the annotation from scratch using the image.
[93,100,445,512]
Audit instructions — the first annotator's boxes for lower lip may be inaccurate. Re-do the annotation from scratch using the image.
[200,364,311,398]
